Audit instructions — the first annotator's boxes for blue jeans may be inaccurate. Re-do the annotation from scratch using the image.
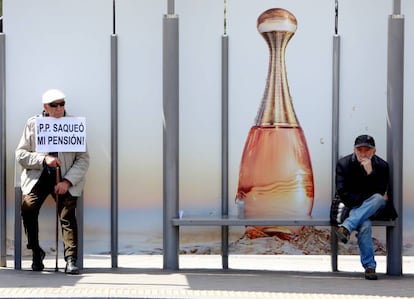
[340,193,386,270]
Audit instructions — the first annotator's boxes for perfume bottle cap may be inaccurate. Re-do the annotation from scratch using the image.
[257,8,297,33]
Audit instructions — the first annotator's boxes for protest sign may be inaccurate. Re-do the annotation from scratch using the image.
[35,117,87,152]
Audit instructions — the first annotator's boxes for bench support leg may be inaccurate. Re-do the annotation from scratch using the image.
[386,225,402,276]
[77,195,84,270]
[221,226,228,269]
[331,226,338,272]
[14,187,22,270]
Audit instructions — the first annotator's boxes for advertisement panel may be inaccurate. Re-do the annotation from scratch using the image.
[3,0,414,267]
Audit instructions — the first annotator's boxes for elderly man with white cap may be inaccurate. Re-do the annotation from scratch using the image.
[16,89,89,274]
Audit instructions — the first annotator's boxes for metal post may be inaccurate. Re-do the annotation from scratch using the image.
[221,34,229,270]
[55,168,60,272]
[386,4,404,276]
[0,31,6,267]
[14,189,22,269]
[330,0,340,272]
[14,162,22,269]
[393,0,401,15]
[109,0,119,269]
[110,33,119,268]
[331,35,340,272]
[167,0,175,15]
[162,13,179,270]
[77,194,84,269]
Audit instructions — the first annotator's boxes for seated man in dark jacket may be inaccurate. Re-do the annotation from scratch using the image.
[335,134,395,280]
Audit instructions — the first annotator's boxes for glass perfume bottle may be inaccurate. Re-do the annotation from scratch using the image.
[236,8,314,239]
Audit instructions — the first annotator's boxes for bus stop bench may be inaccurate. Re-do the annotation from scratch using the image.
[171,216,395,272]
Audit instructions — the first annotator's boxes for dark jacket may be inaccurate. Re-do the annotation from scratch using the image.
[336,153,388,208]
[335,153,397,220]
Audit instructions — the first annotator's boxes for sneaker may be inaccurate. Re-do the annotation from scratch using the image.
[65,256,80,275]
[365,268,378,280]
[32,248,45,271]
[335,226,350,244]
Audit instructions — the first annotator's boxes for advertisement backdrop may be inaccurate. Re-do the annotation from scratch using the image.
[3,0,414,268]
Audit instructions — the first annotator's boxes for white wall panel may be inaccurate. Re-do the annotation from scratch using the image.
[176,0,223,214]
[115,0,166,256]
[338,0,390,157]
[4,0,112,255]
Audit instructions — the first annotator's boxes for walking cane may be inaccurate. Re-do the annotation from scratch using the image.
[55,166,60,272]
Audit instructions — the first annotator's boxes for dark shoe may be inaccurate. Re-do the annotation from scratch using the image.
[335,226,350,244]
[65,256,79,275]
[365,268,378,280]
[32,248,45,271]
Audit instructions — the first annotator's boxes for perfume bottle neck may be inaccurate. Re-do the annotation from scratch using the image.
[255,31,298,127]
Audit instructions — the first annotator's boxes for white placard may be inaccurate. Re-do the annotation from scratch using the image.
[35,117,87,153]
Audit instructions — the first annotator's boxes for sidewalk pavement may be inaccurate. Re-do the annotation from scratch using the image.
[1,255,414,299]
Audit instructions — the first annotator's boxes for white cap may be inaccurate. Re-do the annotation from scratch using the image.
[42,89,66,104]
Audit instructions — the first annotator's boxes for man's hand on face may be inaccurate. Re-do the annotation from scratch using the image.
[360,157,373,175]
[354,146,376,175]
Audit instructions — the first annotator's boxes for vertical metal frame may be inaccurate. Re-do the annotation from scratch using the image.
[221,34,229,270]
[162,2,179,270]
[330,0,340,272]
[0,31,6,267]
[111,0,119,269]
[14,165,22,269]
[331,33,340,272]
[77,195,84,269]
[386,0,404,276]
